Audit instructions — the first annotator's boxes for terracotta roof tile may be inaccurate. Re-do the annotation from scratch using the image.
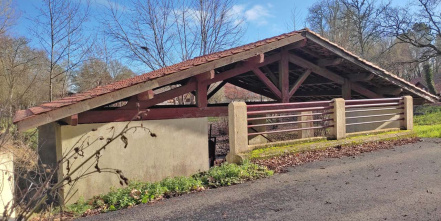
[13,29,304,123]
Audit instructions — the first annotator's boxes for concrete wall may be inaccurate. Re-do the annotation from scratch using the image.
[0,152,14,218]
[346,108,401,133]
[44,117,208,204]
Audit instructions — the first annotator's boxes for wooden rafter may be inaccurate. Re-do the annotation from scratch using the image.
[207,81,227,99]
[317,58,344,67]
[253,68,282,99]
[288,53,382,98]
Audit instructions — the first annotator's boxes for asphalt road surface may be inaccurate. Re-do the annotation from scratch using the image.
[81,138,441,221]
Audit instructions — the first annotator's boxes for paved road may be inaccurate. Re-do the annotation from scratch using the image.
[81,138,441,221]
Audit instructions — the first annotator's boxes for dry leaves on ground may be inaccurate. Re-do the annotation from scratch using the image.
[253,138,420,173]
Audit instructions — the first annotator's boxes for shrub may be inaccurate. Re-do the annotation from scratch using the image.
[67,161,273,216]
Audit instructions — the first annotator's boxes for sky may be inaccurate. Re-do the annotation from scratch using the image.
[10,0,404,73]
[12,0,314,46]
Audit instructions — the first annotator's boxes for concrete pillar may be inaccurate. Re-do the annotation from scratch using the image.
[330,98,346,140]
[300,111,314,138]
[401,96,413,130]
[226,102,248,163]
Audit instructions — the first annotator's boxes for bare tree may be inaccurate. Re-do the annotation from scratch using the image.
[0,0,15,35]
[31,0,93,101]
[381,0,441,63]
[104,0,244,70]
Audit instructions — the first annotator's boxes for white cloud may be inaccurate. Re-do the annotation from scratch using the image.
[231,3,273,26]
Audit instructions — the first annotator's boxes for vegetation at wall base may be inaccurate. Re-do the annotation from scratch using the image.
[414,105,441,138]
[64,161,273,217]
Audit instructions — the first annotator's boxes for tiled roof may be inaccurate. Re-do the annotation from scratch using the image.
[13,28,439,125]
[13,30,304,123]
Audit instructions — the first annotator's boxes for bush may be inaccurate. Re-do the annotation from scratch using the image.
[67,161,273,215]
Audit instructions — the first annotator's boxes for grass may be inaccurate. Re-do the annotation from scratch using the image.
[65,160,273,216]
[414,105,441,138]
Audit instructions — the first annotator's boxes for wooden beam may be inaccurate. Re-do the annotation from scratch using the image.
[373,87,403,96]
[288,53,381,98]
[347,73,374,82]
[305,32,438,103]
[289,53,345,84]
[16,34,306,131]
[137,90,154,101]
[262,66,278,85]
[317,58,344,67]
[279,49,290,102]
[226,79,278,100]
[207,81,227,99]
[60,114,78,126]
[342,78,352,99]
[78,106,228,124]
[136,81,197,109]
[197,81,208,108]
[289,69,311,97]
[285,39,307,51]
[253,68,282,99]
[205,53,281,85]
[196,70,215,81]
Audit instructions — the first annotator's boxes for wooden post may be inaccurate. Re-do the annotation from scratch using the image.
[279,49,290,102]
[401,96,413,130]
[342,78,352,100]
[330,98,346,140]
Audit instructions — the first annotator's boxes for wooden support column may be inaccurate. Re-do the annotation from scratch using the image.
[196,70,214,108]
[342,79,352,99]
[279,49,290,102]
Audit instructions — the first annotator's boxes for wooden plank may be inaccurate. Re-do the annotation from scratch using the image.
[207,81,227,99]
[288,53,381,98]
[304,32,438,102]
[288,69,311,98]
[16,34,306,131]
[78,106,228,123]
[279,49,290,102]
[342,78,352,99]
[253,68,282,99]
[317,58,344,67]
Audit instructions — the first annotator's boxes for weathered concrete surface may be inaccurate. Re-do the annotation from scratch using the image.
[81,138,441,221]
[226,102,248,163]
[59,117,209,203]
[0,152,14,218]
[331,98,345,139]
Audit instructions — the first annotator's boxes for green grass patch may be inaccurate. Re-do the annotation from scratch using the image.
[414,105,441,138]
[65,160,272,216]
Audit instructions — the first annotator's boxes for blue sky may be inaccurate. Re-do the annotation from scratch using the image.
[12,0,315,46]
[11,0,404,73]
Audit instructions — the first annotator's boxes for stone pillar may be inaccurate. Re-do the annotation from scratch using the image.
[226,102,248,163]
[330,98,346,140]
[401,96,413,130]
[299,111,314,138]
